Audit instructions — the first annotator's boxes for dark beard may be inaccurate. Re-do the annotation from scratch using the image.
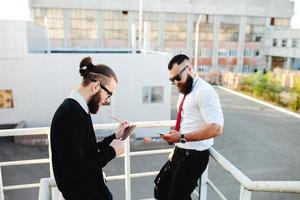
[88,90,101,114]
[177,74,193,95]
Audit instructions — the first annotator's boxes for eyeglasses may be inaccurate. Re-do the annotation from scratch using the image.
[169,66,188,83]
[100,83,113,100]
[92,79,113,100]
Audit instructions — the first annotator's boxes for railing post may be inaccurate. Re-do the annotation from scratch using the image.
[38,178,51,200]
[239,185,252,200]
[47,130,61,200]
[198,165,208,200]
[124,138,131,200]
[0,166,4,200]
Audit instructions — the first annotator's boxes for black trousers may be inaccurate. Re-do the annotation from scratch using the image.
[154,147,209,200]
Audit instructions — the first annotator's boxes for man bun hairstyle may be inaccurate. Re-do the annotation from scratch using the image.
[79,57,118,86]
[168,54,190,70]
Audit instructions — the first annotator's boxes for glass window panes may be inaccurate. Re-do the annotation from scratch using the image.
[142,86,164,103]
[165,13,187,41]
[71,9,97,40]
[31,8,64,39]
[103,11,128,40]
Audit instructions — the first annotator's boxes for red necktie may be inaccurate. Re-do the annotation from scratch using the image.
[175,95,186,131]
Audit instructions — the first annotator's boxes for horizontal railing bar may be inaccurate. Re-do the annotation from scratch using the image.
[207,179,228,200]
[106,171,160,181]
[0,159,50,167]
[209,147,252,185]
[128,148,173,156]
[3,183,40,190]
[0,127,49,137]
[247,181,300,193]
[94,120,175,130]
[0,120,176,137]
[209,148,300,193]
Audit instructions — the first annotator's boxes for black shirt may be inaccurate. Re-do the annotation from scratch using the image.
[50,98,116,200]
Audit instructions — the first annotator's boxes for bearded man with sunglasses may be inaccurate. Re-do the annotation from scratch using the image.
[50,57,129,200]
[154,54,224,200]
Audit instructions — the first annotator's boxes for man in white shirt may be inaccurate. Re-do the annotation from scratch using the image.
[154,54,224,200]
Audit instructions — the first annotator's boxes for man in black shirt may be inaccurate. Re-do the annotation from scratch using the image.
[50,57,129,200]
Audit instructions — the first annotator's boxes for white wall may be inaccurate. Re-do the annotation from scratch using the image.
[0,53,172,137]
[0,21,27,58]
[29,0,294,18]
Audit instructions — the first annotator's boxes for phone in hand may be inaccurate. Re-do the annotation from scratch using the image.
[157,132,165,136]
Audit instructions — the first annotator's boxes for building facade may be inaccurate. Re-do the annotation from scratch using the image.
[264,29,300,71]
[29,0,294,72]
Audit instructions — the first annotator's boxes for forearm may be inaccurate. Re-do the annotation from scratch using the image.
[184,123,223,142]
[97,133,116,150]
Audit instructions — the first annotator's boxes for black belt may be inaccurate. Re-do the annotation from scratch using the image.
[174,146,209,156]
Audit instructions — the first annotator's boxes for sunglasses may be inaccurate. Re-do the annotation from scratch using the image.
[169,66,188,83]
[92,79,113,100]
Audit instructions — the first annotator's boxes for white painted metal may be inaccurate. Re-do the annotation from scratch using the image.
[138,0,143,49]
[194,15,202,71]
[199,166,208,200]
[207,179,228,200]
[239,186,252,200]
[3,183,40,190]
[0,159,49,167]
[0,167,4,200]
[125,137,131,200]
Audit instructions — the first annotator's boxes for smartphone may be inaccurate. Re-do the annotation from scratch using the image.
[157,132,165,136]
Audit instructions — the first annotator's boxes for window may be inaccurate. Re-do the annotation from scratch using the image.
[219,16,239,42]
[103,11,128,40]
[273,39,277,47]
[71,9,97,40]
[274,18,290,26]
[244,49,252,57]
[292,39,298,48]
[270,17,275,26]
[229,49,237,56]
[255,36,262,42]
[282,39,287,47]
[165,13,187,41]
[31,8,64,39]
[218,48,227,57]
[193,14,213,42]
[0,90,14,109]
[142,86,164,103]
[131,12,159,49]
[255,50,260,57]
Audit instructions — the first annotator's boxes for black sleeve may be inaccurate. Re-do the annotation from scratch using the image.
[96,133,116,151]
[56,111,116,170]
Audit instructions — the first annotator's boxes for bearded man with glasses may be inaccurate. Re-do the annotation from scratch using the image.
[50,57,129,200]
[154,54,224,200]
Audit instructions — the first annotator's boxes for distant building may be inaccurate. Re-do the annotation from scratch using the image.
[264,29,300,71]
[28,0,294,73]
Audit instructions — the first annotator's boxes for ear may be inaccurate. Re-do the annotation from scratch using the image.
[91,81,99,93]
[187,65,193,74]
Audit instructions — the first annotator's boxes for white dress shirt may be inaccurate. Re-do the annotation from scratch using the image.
[176,75,224,151]
[68,90,89,114]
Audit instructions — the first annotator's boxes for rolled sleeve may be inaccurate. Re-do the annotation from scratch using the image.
[197,88,224,126]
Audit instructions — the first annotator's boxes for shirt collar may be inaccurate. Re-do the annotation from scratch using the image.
[68,90,89,114]
[192,74,200,88]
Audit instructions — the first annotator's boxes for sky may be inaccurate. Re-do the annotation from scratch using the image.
[0,0,299,29]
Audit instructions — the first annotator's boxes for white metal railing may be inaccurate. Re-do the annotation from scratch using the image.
[1,120,300,200]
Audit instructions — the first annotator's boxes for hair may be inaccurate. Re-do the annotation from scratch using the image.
[168,54,190,70]
[79,57,118,86]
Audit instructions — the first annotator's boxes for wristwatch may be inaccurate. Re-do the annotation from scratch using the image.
[180,134,187,143]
